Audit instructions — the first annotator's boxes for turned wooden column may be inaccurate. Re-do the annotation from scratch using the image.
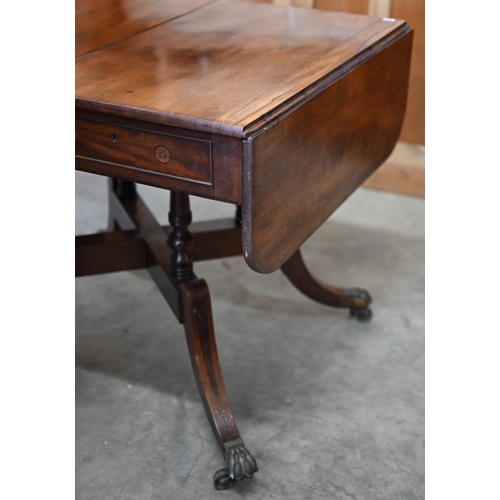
[167,192,194,282]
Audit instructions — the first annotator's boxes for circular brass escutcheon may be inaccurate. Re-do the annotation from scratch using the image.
[154,145,171,164]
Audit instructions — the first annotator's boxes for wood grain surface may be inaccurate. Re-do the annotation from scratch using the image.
[391,0,424,144]
[76,0,216,56]
[242,27,413,273]
[76,118,213,185]
[76,0,406,137]
[75,109,243,203]
[76,0,414,274]
[181,279,242,450]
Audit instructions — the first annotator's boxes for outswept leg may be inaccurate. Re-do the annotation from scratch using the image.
[91,184,371,490]
[169,192,257,489]
[281,249,373,322]
[180,279,258,489]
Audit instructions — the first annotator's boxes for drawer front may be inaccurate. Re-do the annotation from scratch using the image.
[76,119,212,185]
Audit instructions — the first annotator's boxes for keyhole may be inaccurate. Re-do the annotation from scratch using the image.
[111,133,117,142]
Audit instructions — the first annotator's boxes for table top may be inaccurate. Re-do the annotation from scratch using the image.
[76,0,405,137]
[76,0,412,274]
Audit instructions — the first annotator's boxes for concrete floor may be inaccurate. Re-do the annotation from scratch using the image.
[76,171,424,499]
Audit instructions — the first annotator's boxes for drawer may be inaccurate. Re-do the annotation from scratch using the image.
[76,119,212,185]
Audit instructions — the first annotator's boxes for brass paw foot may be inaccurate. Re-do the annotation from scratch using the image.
[346,288,373,322]
[213,439,258,490]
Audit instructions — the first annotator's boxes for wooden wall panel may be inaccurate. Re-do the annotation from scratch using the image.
[314,0,368,14]
[368,0,391,17]
[391,0,424,145]
[314,0,391,17]
[362,142,424,197]
[273,0,314,6]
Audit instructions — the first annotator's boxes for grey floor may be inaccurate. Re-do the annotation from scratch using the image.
[76,171,424,500]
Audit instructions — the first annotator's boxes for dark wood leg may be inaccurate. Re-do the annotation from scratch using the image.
[79,182,374,487]
[107,178,136,231]
[167,192,194,282]
[79,185,257,488]
[281,249,373,322]
[235,205,242,227]
[169,192,258,489]
[181,279,258,490]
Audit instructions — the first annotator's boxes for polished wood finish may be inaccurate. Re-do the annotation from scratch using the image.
[75,219,242,278]
[107,179,138,230]
[281,249,372,320]
[90,184,258,487]
[76,0,215,56]
[282,250,351,308]
[109,183,182,320]
[76,0,413,489]
[76,109,242,202]
[242,27,412,273]
[75,230,154,277]
[76,0,412,271]
[181,279,242,450]
[76,118,213,185]
[76,0,406,137]
[167,192,195,281]
[181,279,258,488]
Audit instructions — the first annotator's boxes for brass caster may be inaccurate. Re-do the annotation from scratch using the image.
[213,468,236,490]
[350,306,373,322]
[346,288,373,322]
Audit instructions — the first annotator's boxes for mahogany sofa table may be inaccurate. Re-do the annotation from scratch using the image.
[75,0,412,490]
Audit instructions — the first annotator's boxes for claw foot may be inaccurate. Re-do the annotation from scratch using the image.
[213,439,258,490]
[346,288,373,322]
